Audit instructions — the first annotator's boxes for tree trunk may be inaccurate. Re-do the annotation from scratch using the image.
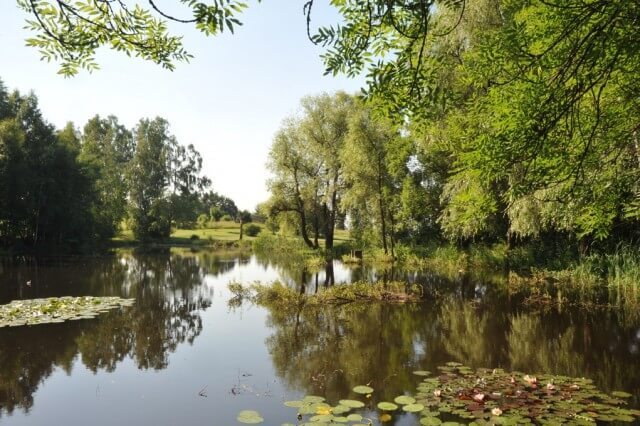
[239,221,243,240]
[378,184,388,255]
[389,210,396,259]
[325,173,339,250]
[294,172,314,248]
[313,205,320,249]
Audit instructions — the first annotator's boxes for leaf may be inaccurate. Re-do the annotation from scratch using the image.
[236,410,264,424]
[377,402,399,411]
[394,395,416,405]
[353,385,374,394]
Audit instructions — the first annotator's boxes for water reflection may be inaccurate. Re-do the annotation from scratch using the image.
[0,251,212,417]
[0,250,639,424]
[260,296,640,408]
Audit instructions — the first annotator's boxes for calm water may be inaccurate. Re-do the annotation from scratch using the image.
[0,250,639,425]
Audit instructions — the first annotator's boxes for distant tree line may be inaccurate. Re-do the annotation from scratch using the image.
[0,78,240,249]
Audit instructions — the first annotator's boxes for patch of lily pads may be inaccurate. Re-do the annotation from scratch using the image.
[412,364,640,425]
[0,296,135,327]
[238,364,639,425]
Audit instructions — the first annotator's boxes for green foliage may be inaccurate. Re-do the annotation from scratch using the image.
[266,93,355,250]
[0,82,96,248]
[196,213,209,229]
[243,223,261,237]
[231,280,422,308]
[16,0,254,76]
[80,115,134,239]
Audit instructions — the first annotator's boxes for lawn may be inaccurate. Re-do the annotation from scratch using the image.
[112,222,351,248]
[171,222,262,241]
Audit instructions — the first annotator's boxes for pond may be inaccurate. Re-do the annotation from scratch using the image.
[0,249,639,425]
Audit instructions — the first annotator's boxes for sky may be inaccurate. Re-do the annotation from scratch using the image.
[0,2,365,211]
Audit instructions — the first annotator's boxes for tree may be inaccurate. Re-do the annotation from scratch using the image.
[341,101,402,256]
[266,93,356,250]
[299,92,354,250]
[167,142,211,228]
[0,82,96,248]
[127,117,172,240]
[267,117,317,248]
[80,115,134,238]
[237,209,251,240]
[200,191,238,221]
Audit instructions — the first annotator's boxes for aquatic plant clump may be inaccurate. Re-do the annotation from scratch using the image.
[414,364,640,424]
[243,364,639,425]
[229,280,422,308]
[0,296,135,327]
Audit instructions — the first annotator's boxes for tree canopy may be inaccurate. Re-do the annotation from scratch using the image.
[12,0,640,249]
[0,77,243,248]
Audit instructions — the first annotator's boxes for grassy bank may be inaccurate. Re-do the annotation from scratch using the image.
[110,221,264,249]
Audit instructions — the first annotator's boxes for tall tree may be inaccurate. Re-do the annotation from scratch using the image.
[341,103,401,256]
[80,115,134,238]
[299,92,354,250]
[267,118,316,248]
[127,117,173,241]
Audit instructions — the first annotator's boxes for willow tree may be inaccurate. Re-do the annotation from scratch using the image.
[267,118,317,248]
[341,103,401,256]
[267,93,355,250]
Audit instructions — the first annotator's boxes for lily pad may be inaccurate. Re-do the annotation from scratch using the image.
[403,403,425,412]
[0,296,135,327]
[237,410,264,424]
[353,385,374,394]
[377,402,399,411]
[394,395,416,405]
[339,399,365,408]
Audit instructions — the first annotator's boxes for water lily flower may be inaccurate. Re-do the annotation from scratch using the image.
[433,389,442,397]
[472,393,485,402]
[492,408,503,416]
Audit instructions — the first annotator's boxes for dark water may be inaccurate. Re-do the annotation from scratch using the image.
[0,250,639,425]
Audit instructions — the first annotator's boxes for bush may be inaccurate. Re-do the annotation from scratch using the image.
[220,214,233,222]
[196,214,209,229]
[244,224,261,237]
[190,234,200,240]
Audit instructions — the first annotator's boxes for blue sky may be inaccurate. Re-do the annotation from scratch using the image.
[0,2,365,210]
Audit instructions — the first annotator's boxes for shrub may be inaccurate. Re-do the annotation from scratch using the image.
[196,214,209,229]
[244,224,261,237]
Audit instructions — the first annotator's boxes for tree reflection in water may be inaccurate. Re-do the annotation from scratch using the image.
[259,287,640,410]
[0,250,218,417]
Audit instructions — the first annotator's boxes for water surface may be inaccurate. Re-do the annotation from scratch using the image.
[1,250,639,425]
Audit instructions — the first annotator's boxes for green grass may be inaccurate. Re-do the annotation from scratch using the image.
[111,223,352,252]
[172,222,263,242]
[110,221,264,248]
